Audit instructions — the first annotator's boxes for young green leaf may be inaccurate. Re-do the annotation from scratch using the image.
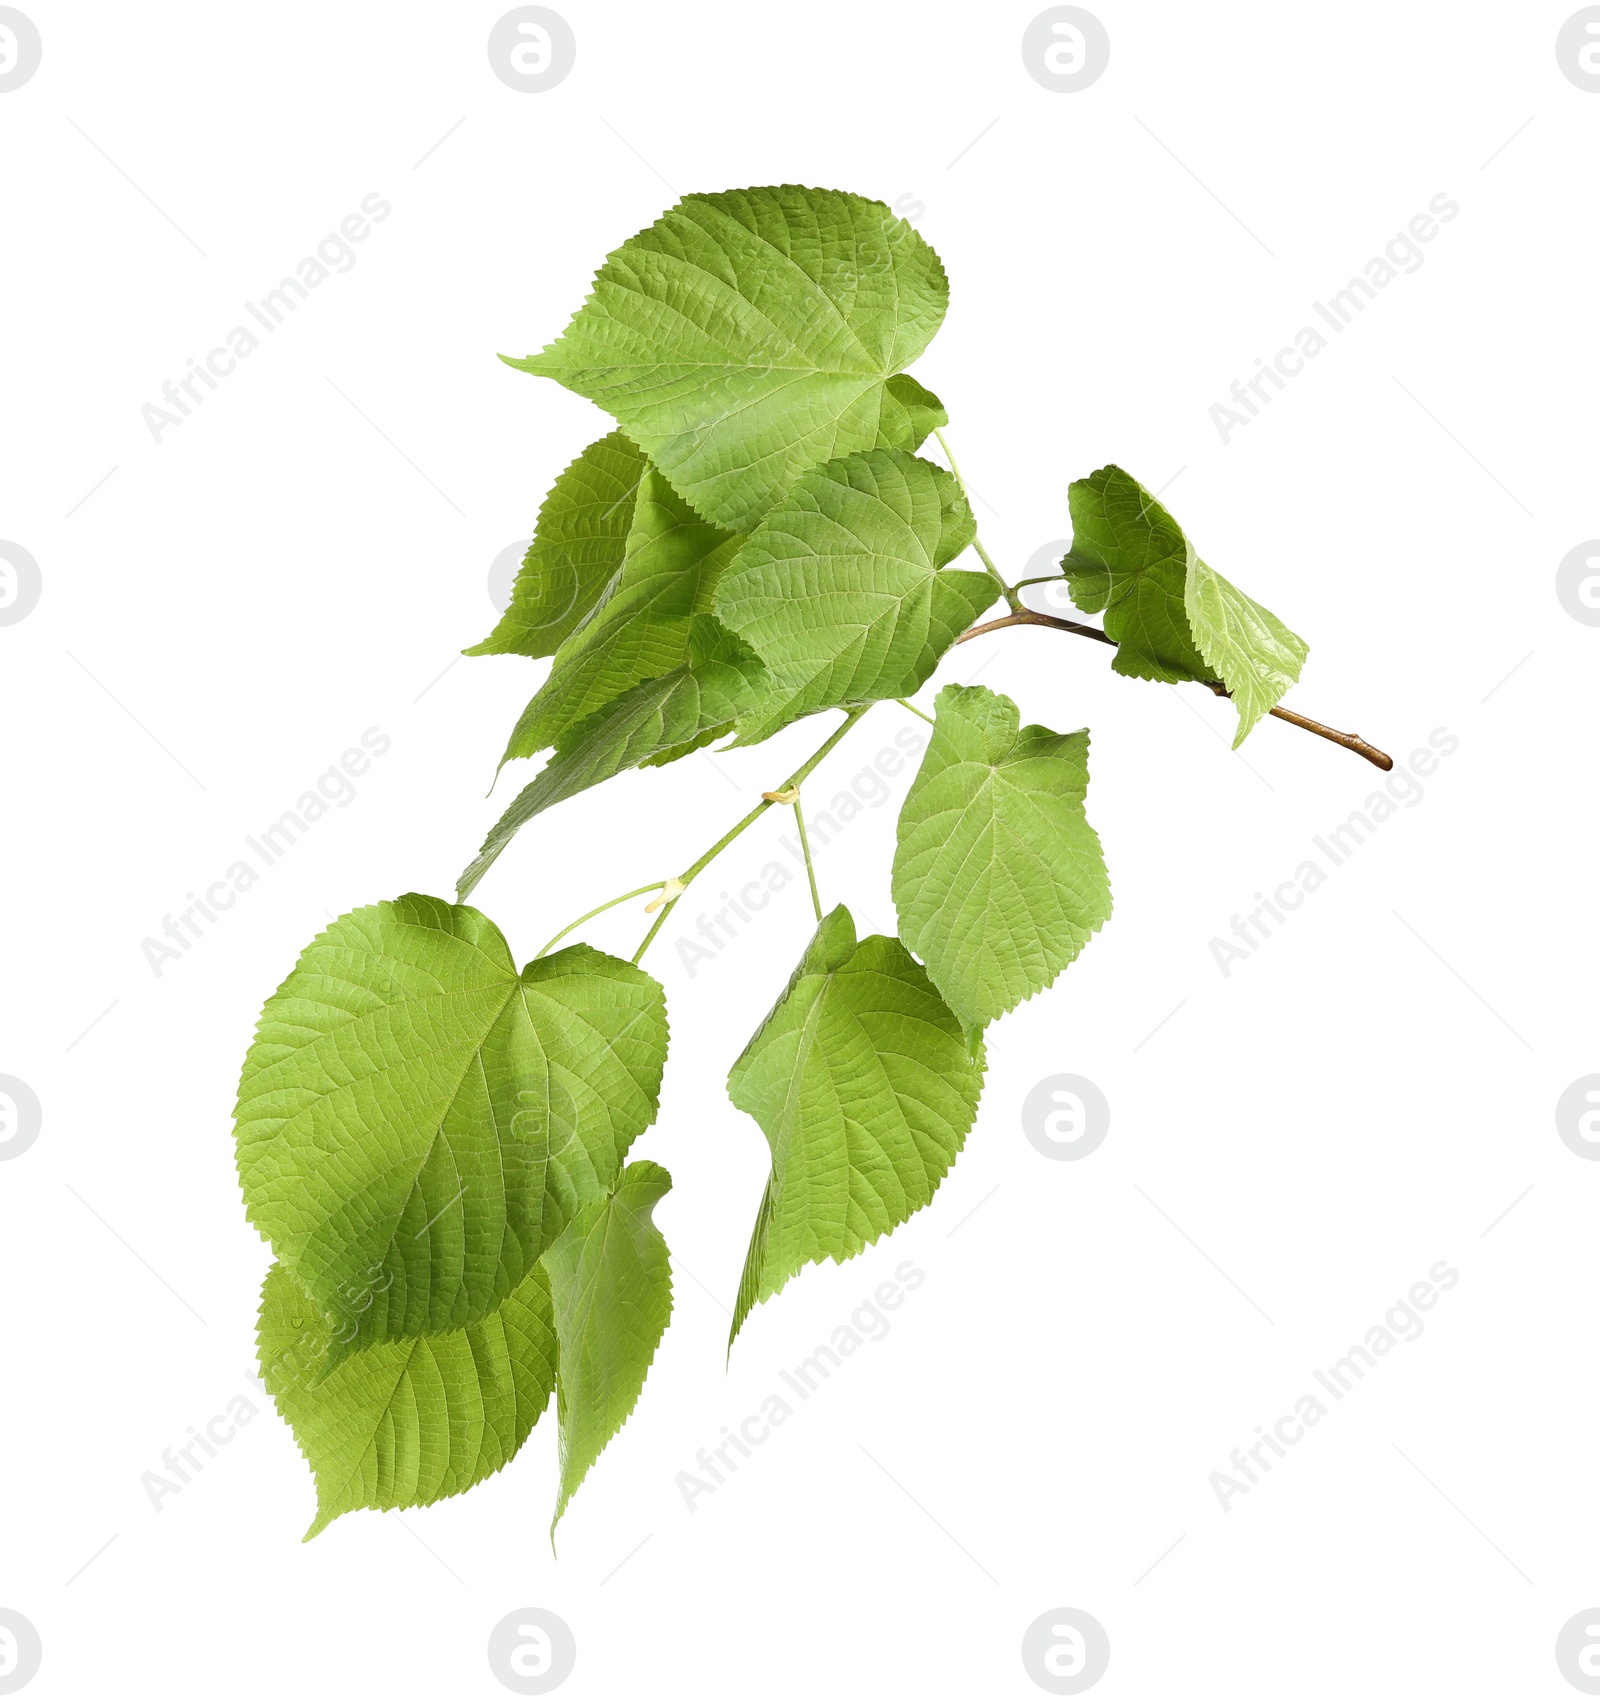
[456,618,766,899]
[1062,465,1308,744]
[466,431,646,658]
[505,186,949,532]
[257,1260,557,1540]
[878,373,948,452]
[714,448,996,745]
[500,464,741,764]
[1184,557,1311,747]
[235,898,668,1359]
[727,906,984,1346]
[543,1159,674,1534]
[892,684,1112,1030]
[1060,465,1210,682]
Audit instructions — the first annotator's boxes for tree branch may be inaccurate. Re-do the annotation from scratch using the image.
[954,609,1393,772]
[958,609,1115,648]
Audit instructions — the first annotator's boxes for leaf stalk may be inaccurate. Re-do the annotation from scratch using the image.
[631,707,872,964]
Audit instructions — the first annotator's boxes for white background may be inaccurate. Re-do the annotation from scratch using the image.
[2,2,1596,1696]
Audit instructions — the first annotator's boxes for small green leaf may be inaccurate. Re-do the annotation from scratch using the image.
[714,449,996,745]
[544,1159,674,1534]
[457,618,766,899]
[727,906,983,1345]
[507,186,949,532]
[1062,465,1308,743]
[1184,558,1310,747]
[257,1260,557,1540]
[892,684,1112,1030]
[234,898,667,1358]
[467,431,646,658]
[876,373,948,453]
[1061,465,1210,682]
[501,464,741,764]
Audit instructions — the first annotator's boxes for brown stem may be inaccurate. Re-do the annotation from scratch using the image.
[955,609,1393,772]
[957,609,1116,648]
[1215,689,1393,771]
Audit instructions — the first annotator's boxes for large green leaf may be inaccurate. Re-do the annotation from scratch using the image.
[1061,465,1307,744]
[501,464,741,763]
[456,618,765,900]
[714,449,996,745]
[234,898,667,1358]
[544,1159,674,1534]
[505,187,950,532]
[466,431,645,658]
[892,685,1112,1030]
[257,1259,557,1540]
[726,907,984,1345]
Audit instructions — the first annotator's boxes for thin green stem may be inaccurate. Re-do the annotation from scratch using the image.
[933,427,1017,610]
[895,696,935,726]
[792,801,822,921]
[537,882,668,958]
[631,706,872,964]
[630,806,763,966]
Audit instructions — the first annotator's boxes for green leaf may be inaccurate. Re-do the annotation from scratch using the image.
[713,449,996,746]
[501,464,741,763]
[466,431,645,658]
[877,373,947,452]
[1062,465,1308,744]
[234,897,668,1358]
[506,186,949,532]
[457,618,765,899]
[543,1159,674,1534]
[1061,465,1210,682]
[726,906,984,1345]
[1184,558,1310,747]
[892,684,1112,1030]
[257,1259,557,1540]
